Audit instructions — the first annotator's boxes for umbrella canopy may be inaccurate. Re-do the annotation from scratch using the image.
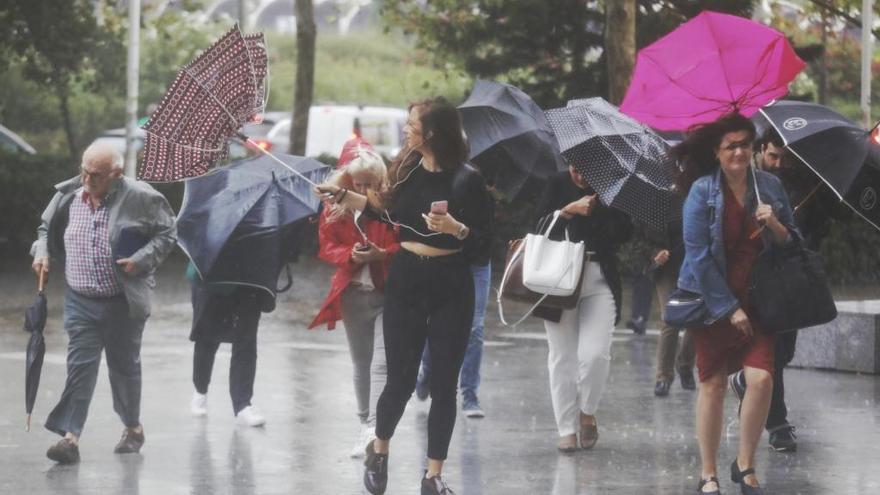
[620,11,805,131]
[545,97,680,231]
[24,272,47,431]
[458,79,567,198]
[139,25,269,182]
[177,153,328,296]
[759,100,880,231]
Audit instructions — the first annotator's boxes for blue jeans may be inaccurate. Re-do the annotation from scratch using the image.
[418,262,490,406]
[45,289,146,437]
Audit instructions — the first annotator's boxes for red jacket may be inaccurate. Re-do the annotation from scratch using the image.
[309,208,399,329]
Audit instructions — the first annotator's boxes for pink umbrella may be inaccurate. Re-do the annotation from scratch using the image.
[620,11,805,131]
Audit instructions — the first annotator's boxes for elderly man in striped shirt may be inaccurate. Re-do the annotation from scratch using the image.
[31,143,177,464]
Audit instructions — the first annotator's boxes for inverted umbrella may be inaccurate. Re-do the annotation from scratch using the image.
[620,11,805,131]
[177,153,329,297]
[759,100,880,231]
[546,97,680,231]
[458,79,567,198]
[24,271,47,432]
[140,25,269,182]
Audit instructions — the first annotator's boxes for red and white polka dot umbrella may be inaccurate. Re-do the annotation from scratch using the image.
[138,25,269,182]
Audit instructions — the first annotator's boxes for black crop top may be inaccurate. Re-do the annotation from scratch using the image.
[364,162,494,259]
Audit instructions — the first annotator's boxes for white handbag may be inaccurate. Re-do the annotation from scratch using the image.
[522,210,585,296]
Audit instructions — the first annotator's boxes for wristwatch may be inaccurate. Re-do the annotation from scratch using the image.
[455,223,469,240]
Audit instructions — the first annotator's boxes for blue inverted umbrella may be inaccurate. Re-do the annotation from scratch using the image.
[177,153,329,296]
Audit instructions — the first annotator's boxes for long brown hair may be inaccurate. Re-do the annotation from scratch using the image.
[673,113,756,195]
[374,97,468,208]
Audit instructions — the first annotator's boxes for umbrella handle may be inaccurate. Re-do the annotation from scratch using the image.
[37,270,46,293]
[26,414,31,432]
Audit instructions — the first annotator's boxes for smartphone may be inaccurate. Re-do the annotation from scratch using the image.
[430,200,448,215]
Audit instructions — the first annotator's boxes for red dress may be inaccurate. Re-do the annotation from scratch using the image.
[692,182,775,382]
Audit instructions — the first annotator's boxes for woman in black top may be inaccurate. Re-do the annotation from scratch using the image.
[534,167,632,453]
[316,96,493,495]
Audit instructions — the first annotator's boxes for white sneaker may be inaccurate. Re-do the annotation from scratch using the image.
[191,392,208,417]
[235,405,266,427]
[349,425,375,458]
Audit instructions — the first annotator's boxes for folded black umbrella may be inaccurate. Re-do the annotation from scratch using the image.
[759,101,880,231]
[546,97,680,231]
[458,79,567,199]
[24,272,47,432]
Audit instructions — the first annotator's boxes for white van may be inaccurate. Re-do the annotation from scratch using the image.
[265,105,408,158]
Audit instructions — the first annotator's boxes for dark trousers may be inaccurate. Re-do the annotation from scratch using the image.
[375,250,474,461]
[192,335,257,415]
[45,290,145,437]
[767,330,798,430]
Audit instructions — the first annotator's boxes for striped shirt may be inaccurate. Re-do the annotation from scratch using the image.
[64,188,122,297]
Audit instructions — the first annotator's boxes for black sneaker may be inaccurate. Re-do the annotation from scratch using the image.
[46,438,80,464]
[627,317,646,335]
[729,370,746,416]
[363,439,388,494]
[768,425,797,452]
[422,472,455,495]
[113,426,144,454]
[679,369,697,391]
[654,379,672,397]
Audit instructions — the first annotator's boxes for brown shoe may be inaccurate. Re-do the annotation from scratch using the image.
[557,434,578,453]
[114,426,144,454]
[46,438,80,464]
[579,413,599,450]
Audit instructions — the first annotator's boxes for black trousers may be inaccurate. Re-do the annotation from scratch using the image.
[192,335,258,415]
[766,330,798,430]
[375,250,474,460]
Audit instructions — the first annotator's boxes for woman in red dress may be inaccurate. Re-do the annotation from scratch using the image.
[674,114,800,495]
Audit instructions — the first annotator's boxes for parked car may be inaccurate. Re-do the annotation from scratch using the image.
[0,124,37,154]
[265,105,407,158]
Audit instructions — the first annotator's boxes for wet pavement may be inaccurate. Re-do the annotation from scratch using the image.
[1,254,879,494]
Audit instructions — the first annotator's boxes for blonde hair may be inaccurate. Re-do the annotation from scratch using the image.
[324,148,387,223]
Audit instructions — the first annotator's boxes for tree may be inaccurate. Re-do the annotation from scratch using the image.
[291,0,316,155]
[605,0,636,104]
[0,0,123,158]
[381,0,754,108]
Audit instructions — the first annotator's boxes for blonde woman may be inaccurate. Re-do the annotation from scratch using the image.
[310,138,400,457]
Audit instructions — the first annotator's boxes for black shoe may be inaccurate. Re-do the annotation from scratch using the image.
[627,317,646,335]
[731,459,765,495]
[654,379,672,397]
[697,476,721,495]
[768,425,797,452]
[363,439,388,494]
[46,438,80,464]
[679,369,697,390]
[422,472,455,495]
[728,371,746,416]
[114,426,144,454]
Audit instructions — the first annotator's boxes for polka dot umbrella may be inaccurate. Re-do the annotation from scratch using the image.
[545,97,680,231]
[138,25,313,185]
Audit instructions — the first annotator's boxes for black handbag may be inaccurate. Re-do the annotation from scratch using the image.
[748,241,837,333]
[664,288,713,328]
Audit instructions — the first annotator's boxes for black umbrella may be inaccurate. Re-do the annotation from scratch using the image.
[545,97,680,231]
[24,271,47,431]
[458,79,567,199]
[759,100,880,231]
[177,153,329,297]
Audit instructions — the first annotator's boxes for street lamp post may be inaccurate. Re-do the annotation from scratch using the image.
[124,0,141,178]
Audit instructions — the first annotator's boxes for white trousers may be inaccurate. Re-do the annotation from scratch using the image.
[544,262,616,437]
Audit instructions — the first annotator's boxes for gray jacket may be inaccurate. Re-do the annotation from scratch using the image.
[31,176,177,320]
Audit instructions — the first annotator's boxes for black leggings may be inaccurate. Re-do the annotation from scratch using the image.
[375,249,474,460]
[193,336,257,415]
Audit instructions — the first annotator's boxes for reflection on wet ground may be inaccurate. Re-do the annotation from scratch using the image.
[1,255,878,494]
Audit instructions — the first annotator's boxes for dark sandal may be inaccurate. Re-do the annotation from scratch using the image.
[731,459,764,495]
[697,476,721,494]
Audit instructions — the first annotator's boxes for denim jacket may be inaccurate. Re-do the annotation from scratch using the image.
[677,167,800,323]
